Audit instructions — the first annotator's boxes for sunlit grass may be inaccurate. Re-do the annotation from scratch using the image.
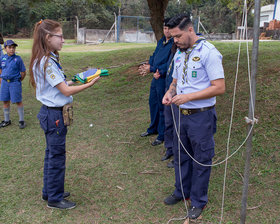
[0,40,279,223]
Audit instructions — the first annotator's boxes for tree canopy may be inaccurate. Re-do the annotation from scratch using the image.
[0,0,275,39]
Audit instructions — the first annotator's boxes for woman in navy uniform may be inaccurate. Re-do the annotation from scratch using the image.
[29,19,100,209]
[162,14,225,219]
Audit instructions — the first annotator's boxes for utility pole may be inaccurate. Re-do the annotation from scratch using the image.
[240,0,260,223]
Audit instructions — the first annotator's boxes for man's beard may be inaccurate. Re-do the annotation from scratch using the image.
[178,47,188,52]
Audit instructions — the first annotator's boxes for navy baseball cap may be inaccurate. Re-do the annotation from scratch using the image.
[4,40,18,48]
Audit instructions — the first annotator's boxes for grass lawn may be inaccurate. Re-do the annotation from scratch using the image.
[0,40,279,224]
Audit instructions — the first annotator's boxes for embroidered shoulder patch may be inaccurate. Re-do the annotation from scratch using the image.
[192,56,200,62]
[50,74,56,79]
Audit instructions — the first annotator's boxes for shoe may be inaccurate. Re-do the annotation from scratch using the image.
[164,194,183,205]
[161,154,172,161]
[188,206,203,219]
[42,192,70,201]
[151,139,163,146]
[0,120,11,128]
[140,131,154,137]
[47,199,76,209]
[19,121,26,129]
[167,160,174,168]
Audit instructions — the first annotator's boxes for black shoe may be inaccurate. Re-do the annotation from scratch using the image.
[42,192,70,201]
[140,131,154,137]
[19,121,26,129]
[151,139,163,146]
[167,160,174,168]
[161,154,172,161]
[47,199,76,209]
[188,206,203,219]
[0,120,11,128]
[164,194,183,205]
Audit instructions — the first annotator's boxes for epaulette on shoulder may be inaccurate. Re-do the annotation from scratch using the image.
[203,41,215,49]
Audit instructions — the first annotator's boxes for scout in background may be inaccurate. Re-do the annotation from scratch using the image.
[0,33,4,58]
[138,18,174,147]
[29,19,100,210]
[0,40,26,129]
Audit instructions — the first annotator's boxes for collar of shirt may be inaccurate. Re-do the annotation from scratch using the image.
[50,52,63,71]
[5,54,16,59]
[163,37,173,45]
[179,37,205,54]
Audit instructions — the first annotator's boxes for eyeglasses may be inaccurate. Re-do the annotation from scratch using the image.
[51,34,64,41]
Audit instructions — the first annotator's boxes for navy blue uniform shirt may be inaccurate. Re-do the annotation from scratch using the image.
[149,36,173,78]
[0,54,26,80]
[165,49,176,89]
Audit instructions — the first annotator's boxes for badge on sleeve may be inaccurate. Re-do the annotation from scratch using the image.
[192,71,197,78]
[192,56,200,62]
[50,74,56,80]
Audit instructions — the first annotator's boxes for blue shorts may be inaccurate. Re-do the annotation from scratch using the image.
[0,79,22,103]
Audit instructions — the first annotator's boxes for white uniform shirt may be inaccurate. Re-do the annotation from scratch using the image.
[172,40,224,109]
[33,54,73,107]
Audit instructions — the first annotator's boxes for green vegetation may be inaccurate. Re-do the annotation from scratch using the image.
[0,40,279,223]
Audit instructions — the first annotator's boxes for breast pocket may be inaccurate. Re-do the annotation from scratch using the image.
[188,62,204,80]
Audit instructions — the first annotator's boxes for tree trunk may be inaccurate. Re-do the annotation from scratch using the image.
[147,0,169,41]
[235,12,241,39]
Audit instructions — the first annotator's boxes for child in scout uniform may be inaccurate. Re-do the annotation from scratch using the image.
[0,33,4,58]
[0,40,26,129]
[29,19,100,210]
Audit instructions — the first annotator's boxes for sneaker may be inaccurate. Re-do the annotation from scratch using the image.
[0,120,11,128]
[47,199,76,210]
[42,192,70,201]
[19,121,26,129]
[188,206,203,219]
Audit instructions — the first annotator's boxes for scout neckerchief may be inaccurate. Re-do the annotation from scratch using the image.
[181,37,205,85]
[50,52,67,80]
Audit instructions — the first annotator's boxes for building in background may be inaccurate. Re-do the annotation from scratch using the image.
[259,0,280,27]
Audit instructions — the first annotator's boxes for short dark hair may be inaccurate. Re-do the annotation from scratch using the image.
[163,17,171,26]
[166,13,192,30]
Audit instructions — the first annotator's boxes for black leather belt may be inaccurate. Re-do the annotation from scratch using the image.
[4,78,20,83]
[43,105,63,111]
[180,105,215,116]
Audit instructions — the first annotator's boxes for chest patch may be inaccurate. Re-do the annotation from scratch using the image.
[192,56,200,62]
[192,71,197,78]
[175,57,181,63]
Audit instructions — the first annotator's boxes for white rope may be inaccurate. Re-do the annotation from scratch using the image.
[166,107,189,224]
[220,1,248,222]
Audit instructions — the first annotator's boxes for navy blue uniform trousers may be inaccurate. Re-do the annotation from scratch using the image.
[164,104,175,157]
[147,77,166,141]
[172,106,217,208]
[37,105,67,203]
